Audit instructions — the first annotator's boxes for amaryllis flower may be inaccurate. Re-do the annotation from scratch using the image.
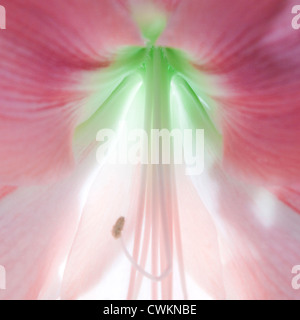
[0,0,300,300]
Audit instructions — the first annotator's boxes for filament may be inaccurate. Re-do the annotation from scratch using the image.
[120,233,172,282]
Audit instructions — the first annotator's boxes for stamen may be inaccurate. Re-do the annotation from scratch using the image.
[110,46,191,299]
[130,172,152,298]
[111,188,172,283]
[112,208,172,282]
[159,166,173,300]
[171,168,188,300]
[151,165,160,299]
[120,235,172,282]
[127,164,148,299]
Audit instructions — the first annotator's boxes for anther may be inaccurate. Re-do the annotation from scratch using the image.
[112,216,125,239]
[112,216,172,282]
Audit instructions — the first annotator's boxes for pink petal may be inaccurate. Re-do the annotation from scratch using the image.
[175,167,225,299]
[0,156,98,300]
[130,0,180,12]
[0,0,141,185]
[159,0,300,186]
[60,163,225,300]
[61,161,300,300]
[60,73,144,299]
[60,163,139,299]
[192,164,300,299]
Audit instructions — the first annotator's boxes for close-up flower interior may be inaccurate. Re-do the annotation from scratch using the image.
[0,0,300,300]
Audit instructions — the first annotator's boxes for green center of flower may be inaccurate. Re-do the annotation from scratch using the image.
[93,46,222,299]
[75,35,221,299]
